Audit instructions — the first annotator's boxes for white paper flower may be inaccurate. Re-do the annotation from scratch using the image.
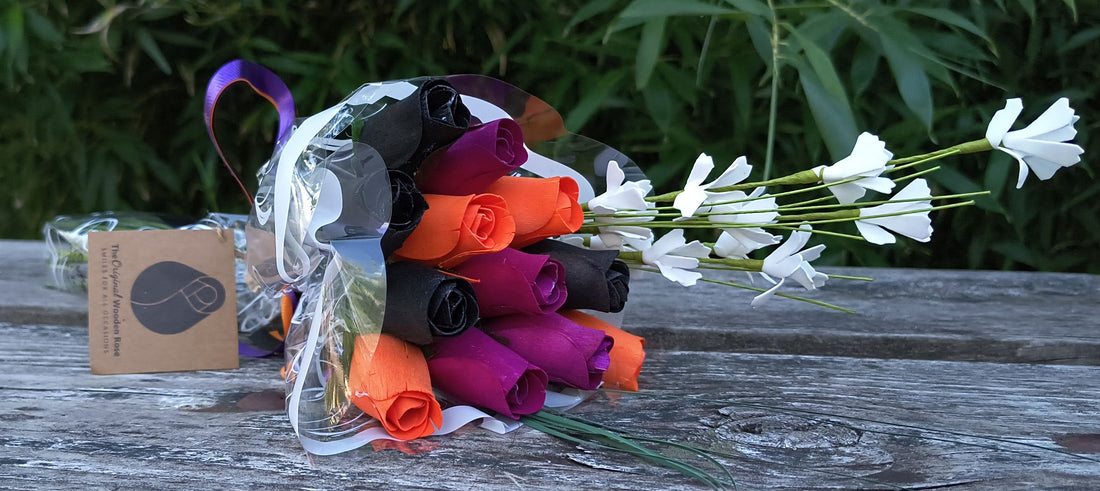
[587,160,658,250]
[590,223,654,251]
[588,160,653,214]
[813,132,895,204]
[673,154,753,217]
[985,98,1084,189]
[705,188,781,258]
[640,229,711,287]
[855,179,934,245]
[752,225,827,307]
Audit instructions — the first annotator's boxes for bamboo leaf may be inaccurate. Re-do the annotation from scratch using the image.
[1062,0,1078,21]
[744,15,772,69]
[643,76,675,133]
[635,17,666,89]
[723,0,771,18]
[24,10,62,44]
[795,61,858,162]
[901,7,991,43]
[1060,26,1100,53]
[879,34,933,134]
[135,28,171,75]
[620,0,738,18]
[564,69,626,131]
[849,41,880,96]
[789,28,849,106]
[564,0,617,34]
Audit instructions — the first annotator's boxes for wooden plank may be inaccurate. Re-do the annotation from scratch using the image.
[612,264,1100,364]
[2,322,1098,489]
[3,239,1099,363]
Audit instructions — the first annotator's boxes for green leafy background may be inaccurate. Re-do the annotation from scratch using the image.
[2,0,1095,272]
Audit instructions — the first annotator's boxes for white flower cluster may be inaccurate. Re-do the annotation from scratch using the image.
[574,97,1082,308]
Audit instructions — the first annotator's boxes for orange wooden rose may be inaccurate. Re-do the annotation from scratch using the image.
[560,310,645,391]
[348,333,443,440]
[484,175,583,248]
[393,193,516,268]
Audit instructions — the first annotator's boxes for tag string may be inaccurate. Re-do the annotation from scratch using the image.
[204,60,296,204]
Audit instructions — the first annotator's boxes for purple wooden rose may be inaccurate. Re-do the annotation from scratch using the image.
[427,327,548,419]
[481,312,613,390]
[415,118,527,196]
[453,248,567,318]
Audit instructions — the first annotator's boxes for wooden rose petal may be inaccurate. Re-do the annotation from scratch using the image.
[560,310,645,391]
[392,193,516,268]
[484,176,583,248]
[348,333,443,440]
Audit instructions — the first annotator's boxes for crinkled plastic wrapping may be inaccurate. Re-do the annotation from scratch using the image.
[42,212,281,337]
[247,75,644,455]
[44,212,177,293]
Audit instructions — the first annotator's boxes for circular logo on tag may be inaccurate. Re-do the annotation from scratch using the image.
[131,261,226,335]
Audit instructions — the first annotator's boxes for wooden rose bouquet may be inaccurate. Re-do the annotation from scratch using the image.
[204,59,1084,475]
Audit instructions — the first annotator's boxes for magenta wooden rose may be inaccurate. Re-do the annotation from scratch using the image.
[415,118,527,196]
[453,248,567,318]
[426,327,548,419]
[481,312,613,390]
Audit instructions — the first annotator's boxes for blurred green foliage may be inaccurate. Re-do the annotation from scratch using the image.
[1,0,1095,272]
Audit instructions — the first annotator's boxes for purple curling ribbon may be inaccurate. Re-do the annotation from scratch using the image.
[203,59,296,201]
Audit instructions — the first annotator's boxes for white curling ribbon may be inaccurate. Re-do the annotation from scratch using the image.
[269,103,345,284]
[304,169,342,252]
[265,81,422,286]
[286,259,340,444]
[463,95,598,202]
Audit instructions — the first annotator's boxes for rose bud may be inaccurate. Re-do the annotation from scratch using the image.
[523,239,630,313]
[427,327,548,419]
[382,261,479,345]
[416,118,528,196]
[348,333,443,440]
[484,175,583,248]
[559,310,645,391]
[453,248,567,318]
[392,193,516,268]
[481,312,614,391]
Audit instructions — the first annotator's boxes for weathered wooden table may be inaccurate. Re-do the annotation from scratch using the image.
[2,239,1098,489]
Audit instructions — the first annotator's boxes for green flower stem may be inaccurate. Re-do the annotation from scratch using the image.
[887,138,992,167]
[891,165,942,183]
[699,256,764,270]
[584,188,984,222]
[777,209,860,222]
[828,274,874,281]
[767,224,867,241]
[645,169,821,204]
[520,410,734,489]
[782,201,975,227]
[700,276,856,313]
[777,191,989,212]
[577,201,975,235]
[780,194,836,209]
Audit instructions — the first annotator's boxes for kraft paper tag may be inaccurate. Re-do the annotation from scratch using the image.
[87,229,239,374]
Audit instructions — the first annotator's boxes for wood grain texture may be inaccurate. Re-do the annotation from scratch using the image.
[623,265,1100,364]
[3,239,1099,364]
[2,321,1098,489]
